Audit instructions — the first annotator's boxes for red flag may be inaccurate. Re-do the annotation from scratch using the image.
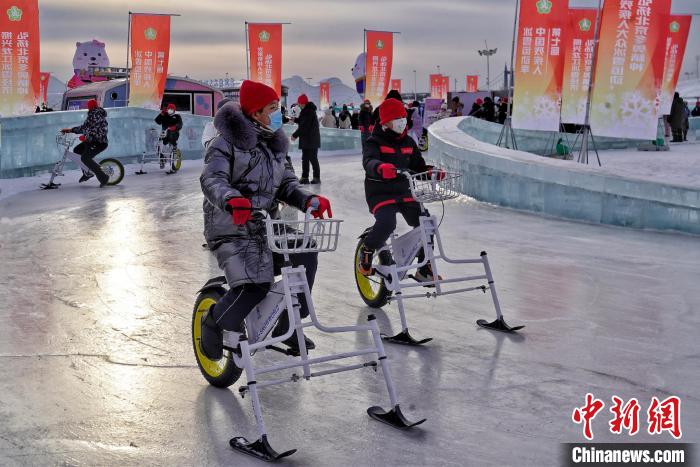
[365,31,394,106]
[247,23,283,96]
[429,74,442,98]
[0,0,41,115]
[390,79,401,93]
[659,16,692,115]
[39,71,50,105]
[319,81,330,109]
[129,14,171,109]
[466,75,478,93]
[561,8,597,124]
[441,76,450,99]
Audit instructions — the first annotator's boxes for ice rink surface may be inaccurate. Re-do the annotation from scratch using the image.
[1,154,699,466]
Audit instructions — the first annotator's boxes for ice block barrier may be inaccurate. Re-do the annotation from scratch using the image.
[0,108,362,178]
[427,117,700,235]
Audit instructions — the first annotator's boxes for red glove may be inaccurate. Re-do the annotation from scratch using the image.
[161,109,168,115]
[428,167,446,181]
[306,196,332,219]
[168,125,177,131]
[226,197,252,225]
[79,135,86,142]
[377,163,397,180]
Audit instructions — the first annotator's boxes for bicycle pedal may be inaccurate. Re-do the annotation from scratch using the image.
[265,345,294,356]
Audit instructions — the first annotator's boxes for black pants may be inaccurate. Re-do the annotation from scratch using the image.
[163,130,179,148]
[210,252,318,333]
[301,148,320,180]
[74,141,108,183]
[363,203,429,262]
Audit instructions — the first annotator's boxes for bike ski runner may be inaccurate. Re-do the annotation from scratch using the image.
[359,98,442,283]
[199,80,332,360]
[60,99,110,187]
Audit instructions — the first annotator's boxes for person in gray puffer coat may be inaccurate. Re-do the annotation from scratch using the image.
[199,80,333,361]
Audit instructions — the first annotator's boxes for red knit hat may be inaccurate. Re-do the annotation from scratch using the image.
[297,94,309,105]
[239,80,279,116]
[167,103,176,111]
[87,99,98,110]
[475,98,484,105]
[379,98,407,125]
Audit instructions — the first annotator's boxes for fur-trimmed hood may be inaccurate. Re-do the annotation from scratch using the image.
[213,101,289,153]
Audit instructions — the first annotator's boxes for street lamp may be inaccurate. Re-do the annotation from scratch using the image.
[478,41,498,92]
[413,69,417,100]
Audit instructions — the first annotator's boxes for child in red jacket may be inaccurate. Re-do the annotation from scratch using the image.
[360,98,440,282]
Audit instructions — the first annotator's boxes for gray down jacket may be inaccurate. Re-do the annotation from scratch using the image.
[201,102,312,286]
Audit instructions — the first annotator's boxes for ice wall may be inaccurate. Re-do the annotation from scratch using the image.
[0,109,362,178]
[428,117,700,235]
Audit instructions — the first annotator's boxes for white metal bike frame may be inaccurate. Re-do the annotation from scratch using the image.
[371,174,506,335]
[137,129,178,173]
[224,213,409,443]
[44,135,102,187]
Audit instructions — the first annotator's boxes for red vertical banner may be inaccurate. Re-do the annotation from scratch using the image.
[466,75,479,93]
[247,23,283,96]
[429,74,442,98]
[364,31,393,106]
[390,78,401,93]
[319,81,330,110]
[512,0,568,131]
[39,71,49,104]
[441,76,450,99]
[129,14,171,109]
[561,8,597,124]
[0,0,40,116]
[659,15,692,115]
[590,0,672,139]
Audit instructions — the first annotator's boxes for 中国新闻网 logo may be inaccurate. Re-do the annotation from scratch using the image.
[7,6,22,21]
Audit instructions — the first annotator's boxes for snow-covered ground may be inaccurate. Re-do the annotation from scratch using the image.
[593,142,700,189]
[1,154,698,465]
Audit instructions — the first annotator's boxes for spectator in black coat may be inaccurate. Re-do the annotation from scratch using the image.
[482,97,496,122]
[351,108,360,130]
[692,100,700,117]
[291,94,321,184]
[155,103,183,148]
[359,99,374,147]
[468,98,483,118]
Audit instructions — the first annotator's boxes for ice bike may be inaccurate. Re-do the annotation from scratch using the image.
[41,133,124,189]
[354,169,524,345]
[192,209,425,461]
[135,129,182,175]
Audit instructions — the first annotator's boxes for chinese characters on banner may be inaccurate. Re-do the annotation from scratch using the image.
[128,14,171,110]
[512,0,568,132]
[429,74,443,99]
[247,23,283,96]
[0,0,40,116]
[390,79,401,93]
[658,15,692,115]
[467,75,479,93]
[319,81,330,110]
[561,9,597,124]
[39,71,50,105]
[441,76,450,99]
[590,0,671,140]
[364,31,393,106]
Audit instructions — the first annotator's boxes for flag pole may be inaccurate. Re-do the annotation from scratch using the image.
[498,0,519,150]
[578,0,603,166]
[245,22,250,80]
[125,12,131,106]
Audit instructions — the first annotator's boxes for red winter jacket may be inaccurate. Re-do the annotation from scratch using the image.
[362,125,431,213]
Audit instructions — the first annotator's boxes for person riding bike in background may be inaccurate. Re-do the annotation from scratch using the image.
[155,103,183,165]
[60,98,109,187]
[199,80,332,361]
[359,98,443,283]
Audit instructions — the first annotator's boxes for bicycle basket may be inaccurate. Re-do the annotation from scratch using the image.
[56,133,77,147]
[408,170,462,203]
[265,217,342,254]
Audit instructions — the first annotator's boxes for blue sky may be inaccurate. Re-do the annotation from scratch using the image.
[39,0,700,91]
